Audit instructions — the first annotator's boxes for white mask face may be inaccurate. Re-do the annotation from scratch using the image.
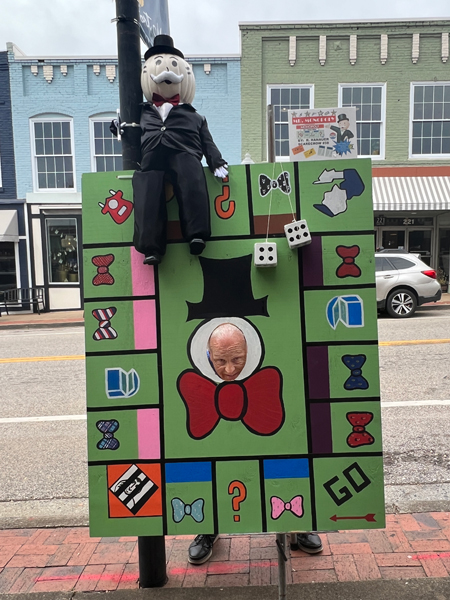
[141,54,195,104]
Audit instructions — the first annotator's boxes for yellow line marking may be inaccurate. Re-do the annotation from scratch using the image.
[0,355,84,363]
[380,339,450,346]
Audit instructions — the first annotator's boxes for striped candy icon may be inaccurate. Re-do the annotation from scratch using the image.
[92,307,118,340]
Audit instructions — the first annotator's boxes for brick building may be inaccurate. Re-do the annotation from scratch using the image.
[5,43,241,310]
[240,18,450,279]
[0,50,28,297]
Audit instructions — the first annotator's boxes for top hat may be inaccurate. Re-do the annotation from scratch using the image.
[144,35,185,61]
[186,255,269,321]
[337,113,349,123]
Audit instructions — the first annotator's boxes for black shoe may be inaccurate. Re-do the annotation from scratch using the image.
[188,534,218,564]
[290,533,323,554]
[189,238,206,256]
[143,254,161,265]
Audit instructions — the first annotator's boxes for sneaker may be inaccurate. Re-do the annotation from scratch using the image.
[290,532,323,554]
[188,534,218,564]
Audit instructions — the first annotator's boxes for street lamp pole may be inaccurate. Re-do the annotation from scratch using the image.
[115,0,142,170]
[114,0,167,587]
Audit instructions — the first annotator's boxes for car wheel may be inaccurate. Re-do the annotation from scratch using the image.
[386,288,417,318]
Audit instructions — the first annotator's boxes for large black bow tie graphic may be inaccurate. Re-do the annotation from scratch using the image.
[259,172,291,197]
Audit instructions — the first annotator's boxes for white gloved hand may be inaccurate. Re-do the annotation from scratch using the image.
[214,165,228,178]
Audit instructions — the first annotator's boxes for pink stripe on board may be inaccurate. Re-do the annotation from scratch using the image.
[138,408,161,459]
[133,299,157,350]
[131,247,155,296]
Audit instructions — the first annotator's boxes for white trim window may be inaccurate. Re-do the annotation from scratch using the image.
[31,118,75,191]
[90,118,123,172]
[411,83,450,157]
[340,84,385,158]
[267,85,314,160]
[0,152,3,188]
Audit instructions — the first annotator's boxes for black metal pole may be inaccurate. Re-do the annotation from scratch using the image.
[114,0,167,588]
[115,0,142,170]
[138,536,168,588]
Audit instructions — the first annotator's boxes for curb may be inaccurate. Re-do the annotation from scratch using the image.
[1,578,450,600]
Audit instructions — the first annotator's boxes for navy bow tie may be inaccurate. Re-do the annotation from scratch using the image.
[342,354,369,390]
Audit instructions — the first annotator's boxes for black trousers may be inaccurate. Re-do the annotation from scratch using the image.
[132,147,211,257]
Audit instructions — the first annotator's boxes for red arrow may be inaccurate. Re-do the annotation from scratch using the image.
[330,514,376,523]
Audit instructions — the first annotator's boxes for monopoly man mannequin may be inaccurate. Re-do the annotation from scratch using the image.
[132,35,228,265]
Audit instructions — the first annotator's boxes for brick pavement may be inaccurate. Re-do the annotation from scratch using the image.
[1,513,450,592]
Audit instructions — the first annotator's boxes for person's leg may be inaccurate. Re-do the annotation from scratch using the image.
[132,150,168,262]
[290,532,323,554]
[188,535,218,565]
[167,152,211,254]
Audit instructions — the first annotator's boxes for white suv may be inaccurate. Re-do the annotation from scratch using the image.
[375,252,442,318]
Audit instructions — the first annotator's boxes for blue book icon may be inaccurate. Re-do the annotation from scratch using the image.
[326,295,364,330]
[105,368,140,399]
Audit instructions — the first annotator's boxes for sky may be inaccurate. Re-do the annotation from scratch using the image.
[0,0,449,58]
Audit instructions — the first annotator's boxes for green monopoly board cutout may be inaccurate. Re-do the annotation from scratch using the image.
[83,159,385,537]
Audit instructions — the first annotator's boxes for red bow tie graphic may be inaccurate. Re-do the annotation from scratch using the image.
[336,245,361,278]
[178,367,284,439]
[346,412,374,448]
[92,254,115,286]
[152,93,180,107]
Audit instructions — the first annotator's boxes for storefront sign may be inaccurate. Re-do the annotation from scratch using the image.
[288,107,358,162]
[374,216,433,227]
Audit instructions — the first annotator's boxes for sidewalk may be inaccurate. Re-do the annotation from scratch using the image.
[1,513,450,592]
[0,310,84,329]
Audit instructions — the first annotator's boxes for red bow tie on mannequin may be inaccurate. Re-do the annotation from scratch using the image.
[178,367,284,439]
[336,245,361,278]
[152,93,180,107]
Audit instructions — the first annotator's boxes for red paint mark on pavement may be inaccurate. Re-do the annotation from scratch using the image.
[36,572,137,583]
[411,551,450,561]
[169,560,268,576]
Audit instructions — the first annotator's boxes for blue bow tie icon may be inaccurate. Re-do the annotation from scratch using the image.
[342,354,369,390]
[171,497,205,523]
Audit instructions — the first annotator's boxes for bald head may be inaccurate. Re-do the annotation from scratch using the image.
[208,323,247,381]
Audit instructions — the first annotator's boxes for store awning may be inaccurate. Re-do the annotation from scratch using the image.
[0,210,19,242]
[372,177,450,211]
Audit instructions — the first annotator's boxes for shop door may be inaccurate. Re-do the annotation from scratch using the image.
[0,242,17,292]
[380,229,433,265]
[381,230,405,250]
[408,230,432,266]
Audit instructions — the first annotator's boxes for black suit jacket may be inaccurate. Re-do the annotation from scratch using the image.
[140,103,226,172]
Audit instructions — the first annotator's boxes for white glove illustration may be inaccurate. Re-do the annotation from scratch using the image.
[214,165,229,179]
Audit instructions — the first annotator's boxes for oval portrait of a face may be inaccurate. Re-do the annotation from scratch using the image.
[188,317,264,384]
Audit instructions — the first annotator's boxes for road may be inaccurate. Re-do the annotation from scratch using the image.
[0,305,450,527]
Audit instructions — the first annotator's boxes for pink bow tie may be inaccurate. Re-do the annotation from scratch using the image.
[270,495,304,520]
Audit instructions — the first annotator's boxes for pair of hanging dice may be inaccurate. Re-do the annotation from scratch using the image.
[254,219,311,268]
